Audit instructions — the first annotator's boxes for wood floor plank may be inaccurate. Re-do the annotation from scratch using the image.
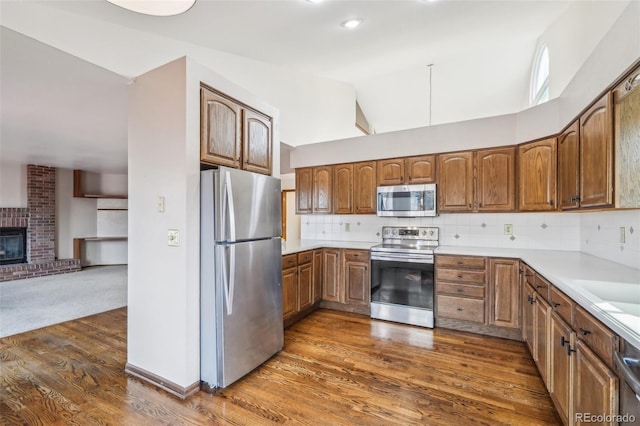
[0,308,561,425]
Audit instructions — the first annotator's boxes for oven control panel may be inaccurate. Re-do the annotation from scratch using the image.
[381,226,439,241]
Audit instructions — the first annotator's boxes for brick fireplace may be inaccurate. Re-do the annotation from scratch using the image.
[0,165,80,282]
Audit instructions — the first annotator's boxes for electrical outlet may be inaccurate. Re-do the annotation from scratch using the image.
[620,227,626,243]
[345,223,350,232]
[168,229,179,247]
[504,224,513,236]
[157,196,165,213]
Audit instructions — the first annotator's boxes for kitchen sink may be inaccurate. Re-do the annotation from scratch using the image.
[573,280,640,304]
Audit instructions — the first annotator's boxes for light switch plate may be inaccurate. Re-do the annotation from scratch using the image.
[504,224,513,236]
[168,229,179,246]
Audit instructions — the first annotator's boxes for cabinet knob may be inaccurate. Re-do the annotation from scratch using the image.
[468,203,472,208]
[549,199,554,206]
[579,328,591,336]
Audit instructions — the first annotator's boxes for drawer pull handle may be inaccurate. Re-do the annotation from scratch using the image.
[457,262,463,265]
[552,302,561,308]
[456,289,464,293]
[536,285,544,289]
[579,328,591,336]
[561,336,568,347]
[457,274,463,278]
[456,308,463,311]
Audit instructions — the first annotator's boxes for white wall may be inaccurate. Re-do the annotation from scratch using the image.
[128,57,280,390]
[0,161,27,207]
[0,1,361,148]
[291,1,640,168]
[285,191,300,242]
[55,168,97,259]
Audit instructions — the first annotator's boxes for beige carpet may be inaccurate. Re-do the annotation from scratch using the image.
[0,265,127,338]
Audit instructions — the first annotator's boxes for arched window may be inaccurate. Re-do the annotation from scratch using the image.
[530,45,549,106]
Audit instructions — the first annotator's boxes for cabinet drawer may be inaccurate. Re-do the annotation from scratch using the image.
[436,255,487,270]
[437,295,485,323]
[344,249,369,262]
[297,250,313,265]
[549,286,574,324]
[436,268,486,285]
[574,305,619,367]
[282,254,297,270]
[436,282,485,299]
[533,275,550,302]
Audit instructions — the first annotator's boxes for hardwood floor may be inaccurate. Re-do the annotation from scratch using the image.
[0,308,560,425]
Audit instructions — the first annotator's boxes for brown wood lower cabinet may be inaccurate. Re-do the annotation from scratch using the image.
[521,262,620,426]
[320,248,370,314]
[282,250,322,327]
[312,249,323,304]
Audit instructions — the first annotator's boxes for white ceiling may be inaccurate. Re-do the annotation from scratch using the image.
[0,0,582,174]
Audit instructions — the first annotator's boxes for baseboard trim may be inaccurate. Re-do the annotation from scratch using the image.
[125,363,200,400]
[436,318,523,341]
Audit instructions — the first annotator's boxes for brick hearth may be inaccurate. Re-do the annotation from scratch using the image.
[0,165,80,282]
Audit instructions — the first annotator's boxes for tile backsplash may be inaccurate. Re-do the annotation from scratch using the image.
[298,210,640,269]
[580,210,640,269]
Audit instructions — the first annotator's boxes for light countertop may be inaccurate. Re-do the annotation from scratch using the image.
[281,239,377,255]
[282,240,640,350]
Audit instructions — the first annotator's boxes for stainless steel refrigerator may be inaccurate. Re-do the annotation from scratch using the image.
[200,167,283,390]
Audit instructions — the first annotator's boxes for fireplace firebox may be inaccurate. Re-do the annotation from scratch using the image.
[0,227,27,265]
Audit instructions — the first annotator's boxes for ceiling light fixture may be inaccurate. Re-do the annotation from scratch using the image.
[342,19,363,29]
[105,0,196,17]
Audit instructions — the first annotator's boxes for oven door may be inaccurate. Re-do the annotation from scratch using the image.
[370,253,434,327]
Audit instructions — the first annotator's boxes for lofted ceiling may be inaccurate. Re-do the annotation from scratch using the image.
[0,0,601,174]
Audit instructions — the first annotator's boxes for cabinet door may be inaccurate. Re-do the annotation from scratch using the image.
[518,138,557,211]
[333,163,353,214]
[377,158,405,186]
[535,295,550,388]
[298,262,313,312]
[558,122,580,210]
[313,166,333,214]
[580,93,613,208]
[242,109,272,175]
[313,249,323,304]
[295,168,313,214]
[353,161,377,214]
[488,258,520,328]
[343,250,370,306]
[282,267,298,320]
[572,340,618,426]
[613,65,640,208]
[322,249,341,302]
[438,151,474,212]
[549,312,574,426]
[522,283,536,355]
[476,147,515,212]
[200,88,242,168]
[406,155,436,184]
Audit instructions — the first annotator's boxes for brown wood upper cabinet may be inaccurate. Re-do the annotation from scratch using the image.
[558,92,614,210]
[517,138,557,211]
[613,63,640,208]
[295,166,332,214]
[377,155,436,186]
[333,163,354,214]
[353,161,377,214]
[438,148,515,212]
[200,86,272,175]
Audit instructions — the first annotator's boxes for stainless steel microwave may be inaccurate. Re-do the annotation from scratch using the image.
[376,184,437,217]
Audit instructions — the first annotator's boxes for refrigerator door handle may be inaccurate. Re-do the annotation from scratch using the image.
[222,245,236,315]
[224,171,237,242]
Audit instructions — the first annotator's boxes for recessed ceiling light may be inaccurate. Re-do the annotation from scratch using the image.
[106,0,196,16]
[342,19,363,29]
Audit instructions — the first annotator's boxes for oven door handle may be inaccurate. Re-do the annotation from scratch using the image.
[371,254,433,264]
[615,352,640,398]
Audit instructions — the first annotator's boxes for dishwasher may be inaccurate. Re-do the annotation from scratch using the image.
[615,339,640,425]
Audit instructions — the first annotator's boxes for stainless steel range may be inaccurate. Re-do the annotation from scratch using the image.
[370,226,438,328]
